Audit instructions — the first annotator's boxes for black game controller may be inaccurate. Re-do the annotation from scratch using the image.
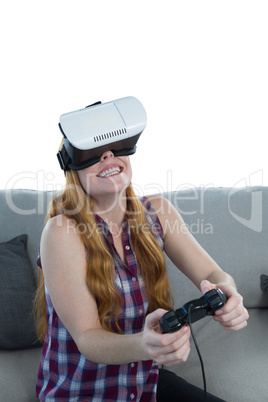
[159,288,227,333]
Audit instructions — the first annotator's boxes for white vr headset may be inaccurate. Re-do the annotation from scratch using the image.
[57,96,147,171]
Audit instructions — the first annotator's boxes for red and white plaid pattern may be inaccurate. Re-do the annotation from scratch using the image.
[36,197,164,401]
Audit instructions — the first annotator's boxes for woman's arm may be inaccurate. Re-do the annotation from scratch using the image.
[40,214,191,365]
[149,195,249,331]
[77,309,191,367]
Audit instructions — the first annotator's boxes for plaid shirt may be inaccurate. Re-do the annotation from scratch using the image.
[36,196,164,401]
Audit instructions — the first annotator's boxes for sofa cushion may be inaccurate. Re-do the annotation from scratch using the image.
[0,234,40,350]
[167,308,268,402]
[0,347,42,401]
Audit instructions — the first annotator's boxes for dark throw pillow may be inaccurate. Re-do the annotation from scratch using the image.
[260,274,268,294]
[0,234,41,349]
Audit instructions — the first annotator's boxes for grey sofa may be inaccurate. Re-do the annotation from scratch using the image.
[0,187,267,401]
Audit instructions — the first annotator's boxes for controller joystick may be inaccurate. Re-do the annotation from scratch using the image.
[159,288,227,333]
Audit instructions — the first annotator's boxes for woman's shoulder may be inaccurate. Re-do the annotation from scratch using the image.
[142,195,172,216]
[41,214,82,250]
[40,214,86,272]
[43,214,77,234]
[139,195,172,240]
[143,195,184,238]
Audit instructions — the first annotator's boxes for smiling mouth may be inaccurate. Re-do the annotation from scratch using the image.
[97,166,123,178]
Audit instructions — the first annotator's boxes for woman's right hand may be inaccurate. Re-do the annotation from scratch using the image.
[141,309,191,366]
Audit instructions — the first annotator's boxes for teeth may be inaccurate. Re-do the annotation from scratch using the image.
[98,166,121,178]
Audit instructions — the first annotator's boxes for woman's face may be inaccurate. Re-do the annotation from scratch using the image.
[77,150,132,200]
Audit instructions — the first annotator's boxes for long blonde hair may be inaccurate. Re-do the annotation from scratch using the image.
[34,169,174,341]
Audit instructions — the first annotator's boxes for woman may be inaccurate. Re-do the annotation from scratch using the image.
[34,149,248,401]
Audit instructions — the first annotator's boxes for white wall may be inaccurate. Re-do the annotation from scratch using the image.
[1,1,267,195]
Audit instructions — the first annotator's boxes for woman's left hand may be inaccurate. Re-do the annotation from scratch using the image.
[200,280,249,331]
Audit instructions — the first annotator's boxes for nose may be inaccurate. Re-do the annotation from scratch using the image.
[100,150,114,161]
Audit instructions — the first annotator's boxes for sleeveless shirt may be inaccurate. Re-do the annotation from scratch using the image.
[36,196,165,401]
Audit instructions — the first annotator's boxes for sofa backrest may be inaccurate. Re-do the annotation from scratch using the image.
[0,187,267,309]
[0,190,57,281]
[163,186,268,309]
